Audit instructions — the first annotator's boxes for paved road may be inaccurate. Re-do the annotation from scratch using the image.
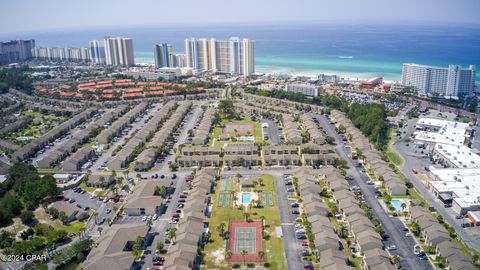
[273,174,303,270]
[315,113,432,270]
[393,118,480,251]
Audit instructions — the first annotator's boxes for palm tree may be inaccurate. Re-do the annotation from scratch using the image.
[97,226,103,235]
[168,227,177,244]
[391,255,400,265]
[217,223,226,238]
[146,218,153,229]
[240,250,248,266]
[225,250,233,260]
[92,212,99,224]
[243,212,250,222]
[338,223,349,239]
[258,250,265,261]
[204,231,212,243]
[401,202,407,212]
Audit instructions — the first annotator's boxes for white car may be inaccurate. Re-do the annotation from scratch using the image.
[152,214,158,220]
[405,232,412,237]
[141,216,147,222]
[147,215,152,221]
[387,245,397,251]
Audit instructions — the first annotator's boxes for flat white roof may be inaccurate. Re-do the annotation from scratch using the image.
[415,118,469,146]
[430,168,480,208]
[434,143,480,169]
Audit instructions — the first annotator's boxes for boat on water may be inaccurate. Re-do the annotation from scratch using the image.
[338,56,353,59]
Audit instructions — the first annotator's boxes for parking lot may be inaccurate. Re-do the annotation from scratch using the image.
[260,118,282,145]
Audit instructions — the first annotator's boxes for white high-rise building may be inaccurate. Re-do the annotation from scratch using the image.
[89,40,106,64]
[90,37,134,66]
[184,37,255,76]
[402,63,476,98]
[32,47,90,62]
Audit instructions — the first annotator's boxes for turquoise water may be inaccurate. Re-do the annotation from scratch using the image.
[241,193,252,204]
[391,199,405,211]
[4,23,479,81]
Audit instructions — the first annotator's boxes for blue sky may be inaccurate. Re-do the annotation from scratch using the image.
[0,0,479,34]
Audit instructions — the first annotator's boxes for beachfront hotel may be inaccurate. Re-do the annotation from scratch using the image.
[89,37,135,66]
[401,63,476,98]
[153,43,173,68]
[0,39,35,65]
[32,47,90,62]
[184,37,255,76]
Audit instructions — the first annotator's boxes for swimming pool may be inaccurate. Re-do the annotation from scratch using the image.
[241,193,252,204]
[391,199,406,211]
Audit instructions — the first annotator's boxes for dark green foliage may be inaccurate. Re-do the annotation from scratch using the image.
[20,210,34,224]
[0,163,60,226]
[0,230,14,249]
[0,66,33,94]
[347,103,389,150]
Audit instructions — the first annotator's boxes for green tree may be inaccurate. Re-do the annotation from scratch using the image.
[240,250,248,266]
[226,249,233,260]
[218,99,235,118]
[338,223,349,239]
[156,241,164,251]
[168,227,177,244]
[20,210,34,224]
[258,250,265,260]
[217,222,226,238]
[391,255,400,265]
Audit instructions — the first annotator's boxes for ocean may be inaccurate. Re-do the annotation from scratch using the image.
[1,23,479,81]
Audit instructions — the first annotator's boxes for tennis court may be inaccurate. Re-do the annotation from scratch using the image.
[226,220,264,263]
[218,192,231,207]
[220,178,233,191]
[233,227,256,253]
[223,123,254,135]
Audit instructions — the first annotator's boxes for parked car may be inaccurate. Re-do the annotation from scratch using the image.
[386,245,397,251]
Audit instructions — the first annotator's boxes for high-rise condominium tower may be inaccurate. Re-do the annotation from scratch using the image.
[402,63,476,98]
[0,39,35,64]
[184,37,255,76]
[153,43,173,68]
[90,37,135,66]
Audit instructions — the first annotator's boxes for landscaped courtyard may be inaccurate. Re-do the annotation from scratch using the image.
[202,174,286,269]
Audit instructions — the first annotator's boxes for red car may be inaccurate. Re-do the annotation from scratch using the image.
[153,261,163,266]
[302,240,309,246]
[412,168,418,174]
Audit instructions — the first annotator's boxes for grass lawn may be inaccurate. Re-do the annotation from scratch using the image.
[458,116,474,123]
[55,221,86,236]
[202,174,286,270]
[387,148,404,167]
[78,182,96,193]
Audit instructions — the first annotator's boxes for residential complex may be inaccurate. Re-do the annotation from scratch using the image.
[285,83,320,97]
[401,63,476,98]
[0,39,35,64]
[185,37,255,76]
